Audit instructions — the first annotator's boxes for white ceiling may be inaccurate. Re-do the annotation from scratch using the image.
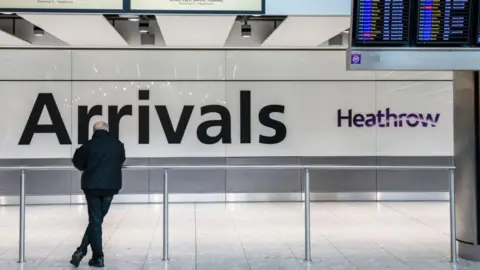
[18,14,128,46]
[262,16,349,47]
[0,29,29,46]
[156,15,237,47]
[0,14,350,47]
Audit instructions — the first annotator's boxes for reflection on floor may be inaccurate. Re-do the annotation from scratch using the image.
[0,202,478,269]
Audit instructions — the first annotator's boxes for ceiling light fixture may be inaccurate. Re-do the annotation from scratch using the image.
[139,20,149,33]
[241,16,251,38]
[33,26,44,37]
[118,14,140,21]
[128,16,140,22]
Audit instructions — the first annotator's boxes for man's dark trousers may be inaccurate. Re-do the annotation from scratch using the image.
[78,194,114,259]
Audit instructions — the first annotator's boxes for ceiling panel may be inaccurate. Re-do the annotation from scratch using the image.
[18,14,128,46]
[156,15,236,47]
[262,16,350,47]
[0,29,30,46]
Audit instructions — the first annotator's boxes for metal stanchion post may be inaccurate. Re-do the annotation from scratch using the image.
[163,168,169,261]
[449,169,457,263]
[18,170,26,263]
[304,168,312,262]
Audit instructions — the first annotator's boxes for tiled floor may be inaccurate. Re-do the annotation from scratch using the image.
[0,202,478,269]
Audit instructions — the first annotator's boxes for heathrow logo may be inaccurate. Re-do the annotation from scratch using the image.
[337,108,440,128]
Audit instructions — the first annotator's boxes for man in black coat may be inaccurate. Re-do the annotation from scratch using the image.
[70,121,126,268]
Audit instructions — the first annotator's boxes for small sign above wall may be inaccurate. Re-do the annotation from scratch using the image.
[0,0,124,12]
[131,0,264,14]
[0,0,265,14]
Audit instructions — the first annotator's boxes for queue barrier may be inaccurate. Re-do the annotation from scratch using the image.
[0,164,456,264]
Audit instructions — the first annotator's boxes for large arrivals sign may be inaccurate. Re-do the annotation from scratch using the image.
[0,50,452,159]
[131,0,264,12]
[0,81,452,159]
[0,0,123,10]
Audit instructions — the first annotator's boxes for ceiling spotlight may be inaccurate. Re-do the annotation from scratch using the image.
[128,15,140,22]
[241,18,251,38]
[139,20,149,33]
[33,26,44,37]
[119,14,140,21]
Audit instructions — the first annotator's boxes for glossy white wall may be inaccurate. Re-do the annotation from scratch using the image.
[0,82,72,159]
[72,50,226,80]
[0,50,71,80]
[71,82,228,157]
[0,49,453,158]
[375,81,453,156]
[225,82,378,156]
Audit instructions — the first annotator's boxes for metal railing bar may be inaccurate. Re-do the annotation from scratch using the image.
[0,164,456,171]
[9,164,456,265]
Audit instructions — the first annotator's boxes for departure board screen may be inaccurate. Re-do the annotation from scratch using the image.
[478,6,480,43]
[353,0,411,46]
[416,0,472,45]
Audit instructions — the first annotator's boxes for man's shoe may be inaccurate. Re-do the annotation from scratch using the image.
[69,249,87,268]
[88,257,105,268]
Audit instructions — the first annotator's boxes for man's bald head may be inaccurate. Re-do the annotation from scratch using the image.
[93,121,109,133]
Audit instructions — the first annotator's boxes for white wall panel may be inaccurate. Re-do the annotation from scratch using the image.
[71,50,226,81]
[226,50,375,81]
[71,82,227,157]
[0,82,71,159]
[0,81,454,158]
[0,49,454,158]
[375,71,453,81]
[0,50,71,80]
[375,81,453,156]
[225,82,378,156]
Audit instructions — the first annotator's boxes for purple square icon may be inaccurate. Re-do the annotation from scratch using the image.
[351,53,362,64]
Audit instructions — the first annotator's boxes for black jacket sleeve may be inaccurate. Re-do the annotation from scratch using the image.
[72,144,88,171]
[120,143,126,164]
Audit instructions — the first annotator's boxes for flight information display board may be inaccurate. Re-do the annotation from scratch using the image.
[478,6,480,43]
[417,0,472,45]
[351,0,480,46]
[353,0,411,46]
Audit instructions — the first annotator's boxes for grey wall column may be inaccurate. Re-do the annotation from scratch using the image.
[453,71,480,261]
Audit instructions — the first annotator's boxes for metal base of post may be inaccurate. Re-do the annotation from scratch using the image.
[163,169,169,262]
[449,170,457,263]
[18,170,26,263]
[304,169,312,262]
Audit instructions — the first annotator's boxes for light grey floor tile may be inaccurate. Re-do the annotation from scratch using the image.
[0,202,474,270]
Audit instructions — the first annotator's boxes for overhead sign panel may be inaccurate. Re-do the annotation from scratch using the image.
[130,0,264,13]
[0,0,123,10]
[478,4,480,43]
[348,0,480,70]
[0,0,264,13]
[351,0,478,47]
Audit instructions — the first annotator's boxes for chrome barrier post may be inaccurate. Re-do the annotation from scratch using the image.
[304,168,312,262]
[449,169,457,263]
[163,168,169,261]
[18,170,26,263]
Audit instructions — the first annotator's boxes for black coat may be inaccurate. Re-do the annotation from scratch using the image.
[72,130,126,195]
